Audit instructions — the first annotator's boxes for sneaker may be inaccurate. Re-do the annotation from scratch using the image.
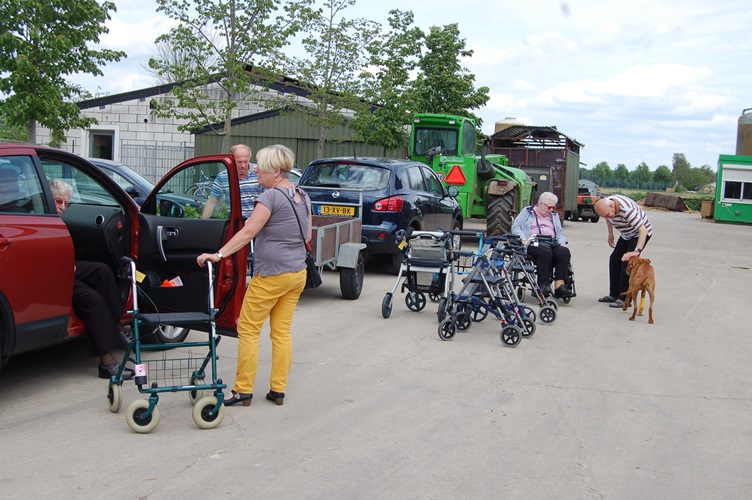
[98,362,135,380]
[539,284,552,297]
[609,299,625,308]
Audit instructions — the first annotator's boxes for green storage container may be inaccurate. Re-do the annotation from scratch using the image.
[715,154,752,224]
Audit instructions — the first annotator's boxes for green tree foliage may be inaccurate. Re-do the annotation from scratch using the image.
[591,161,613,187]
[0,0,125,145]
[652,165,673,189]
[614,164,629,186]
[411,24,490,124]
[276,0,378,158]
[149,0,313,152]
[348,9,423,152]
[631,161,652,188]
[684,165,716,190]
[672,153,692,189]
[0,110,27,141]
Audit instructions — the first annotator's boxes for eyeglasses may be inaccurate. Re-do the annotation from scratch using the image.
[540,203,556,210]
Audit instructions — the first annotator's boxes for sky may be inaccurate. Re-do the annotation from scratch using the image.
[70,0,752,171]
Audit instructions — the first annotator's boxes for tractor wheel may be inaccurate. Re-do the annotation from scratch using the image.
[570,208,580,222]
[590,215,600,223]
[486,190,518,237]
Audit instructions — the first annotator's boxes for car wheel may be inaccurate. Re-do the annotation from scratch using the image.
[142,324,189,344]
[390,252,402,275]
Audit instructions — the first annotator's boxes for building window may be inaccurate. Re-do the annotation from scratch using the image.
[90,131,114,160]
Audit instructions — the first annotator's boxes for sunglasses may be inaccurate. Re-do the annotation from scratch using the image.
[540,203,556,210]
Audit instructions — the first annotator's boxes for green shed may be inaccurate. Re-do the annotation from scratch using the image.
[715,154,752,224]
[193,109,404,169]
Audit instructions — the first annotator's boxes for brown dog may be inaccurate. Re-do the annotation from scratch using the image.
[621,256,655,324]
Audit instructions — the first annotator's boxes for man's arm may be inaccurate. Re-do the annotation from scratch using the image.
[201,196,218,219]
[621,224,648,261]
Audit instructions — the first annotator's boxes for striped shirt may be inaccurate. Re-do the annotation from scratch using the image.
[608,194,653,239]
[209,167,263,219]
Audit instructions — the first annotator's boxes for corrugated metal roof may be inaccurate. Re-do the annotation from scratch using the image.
[491,125,583,148]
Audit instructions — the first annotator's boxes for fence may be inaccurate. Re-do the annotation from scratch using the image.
[119,142,195,183]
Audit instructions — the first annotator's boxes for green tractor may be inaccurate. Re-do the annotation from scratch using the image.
[408,113,534,236]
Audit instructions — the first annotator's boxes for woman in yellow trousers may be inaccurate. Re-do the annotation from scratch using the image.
[198,144,311,406]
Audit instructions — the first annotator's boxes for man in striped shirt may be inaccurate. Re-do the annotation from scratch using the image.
[595,195,653,307]
[201,144,263,220]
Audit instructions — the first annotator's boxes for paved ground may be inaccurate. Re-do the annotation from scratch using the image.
[1,209,751,499]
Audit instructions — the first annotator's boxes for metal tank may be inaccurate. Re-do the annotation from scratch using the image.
[736,108,752,156]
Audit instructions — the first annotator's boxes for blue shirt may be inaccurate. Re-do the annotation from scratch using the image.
[209,167,262,219]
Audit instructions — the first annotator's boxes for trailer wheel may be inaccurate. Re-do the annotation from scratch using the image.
[487,190,518,237]
[339,253,364,300]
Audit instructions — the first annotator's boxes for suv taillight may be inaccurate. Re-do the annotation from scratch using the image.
[372,195,403,212]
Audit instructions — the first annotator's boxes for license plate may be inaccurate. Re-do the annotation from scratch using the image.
[319,205,355,216]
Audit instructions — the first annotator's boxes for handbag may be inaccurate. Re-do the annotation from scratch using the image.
[534,234,559,248]
[276,187,322,289]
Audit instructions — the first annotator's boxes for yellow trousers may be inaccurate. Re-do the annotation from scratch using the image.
[233,269,306,395]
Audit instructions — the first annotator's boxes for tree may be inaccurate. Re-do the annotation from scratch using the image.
[591,161,613,187]
[0,0,125,145]
[276,0,378,158]
[149,0,314,153]
[348,9,423,151]
[0,109,27,142]
[653,165,673,189]
[614,164,629,187]
[632,161,652,188]
[145,28,219,86]
[411,24,490,123]
[672,153,692,189]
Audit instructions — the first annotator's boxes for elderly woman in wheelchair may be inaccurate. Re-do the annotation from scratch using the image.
[511,191,574,299]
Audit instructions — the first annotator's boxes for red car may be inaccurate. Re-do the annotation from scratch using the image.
[0,143,248,374]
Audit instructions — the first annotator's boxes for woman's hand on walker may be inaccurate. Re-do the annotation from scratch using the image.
[197,252,221,267]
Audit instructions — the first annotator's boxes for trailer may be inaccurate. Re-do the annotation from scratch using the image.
[488,122,583,221]
[303,188,366,299]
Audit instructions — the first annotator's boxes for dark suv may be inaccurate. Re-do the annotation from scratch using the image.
[299,157,462,272]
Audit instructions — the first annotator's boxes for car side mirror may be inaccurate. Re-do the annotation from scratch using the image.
[447,186,459,198]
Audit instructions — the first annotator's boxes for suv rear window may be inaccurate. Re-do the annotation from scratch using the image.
[301,163,389,190]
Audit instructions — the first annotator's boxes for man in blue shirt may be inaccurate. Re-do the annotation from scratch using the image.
[202,144,262,220]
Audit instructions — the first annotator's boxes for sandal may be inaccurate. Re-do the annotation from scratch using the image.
[598,295,617,303]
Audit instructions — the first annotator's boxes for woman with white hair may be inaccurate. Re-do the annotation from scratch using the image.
[511,191,574,299]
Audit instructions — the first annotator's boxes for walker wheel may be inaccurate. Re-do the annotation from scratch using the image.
[188,377,206,405]
[470,303,489,322]
[126,400,161,434]
[520,305,536,323]
[516,287,526,302]
[455,310,472,332]
[539,305,557,325]
[107,383,122,413]
[381,293,393,319]
[193,396,225,429]
[520,316,536,338]
[405,291,427,312]
[546,299,558,310]
[500,325,522,347]
[429,293,442,302]
[438,318,456,341]
[437,298,448,322]
[561,296,571,304]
